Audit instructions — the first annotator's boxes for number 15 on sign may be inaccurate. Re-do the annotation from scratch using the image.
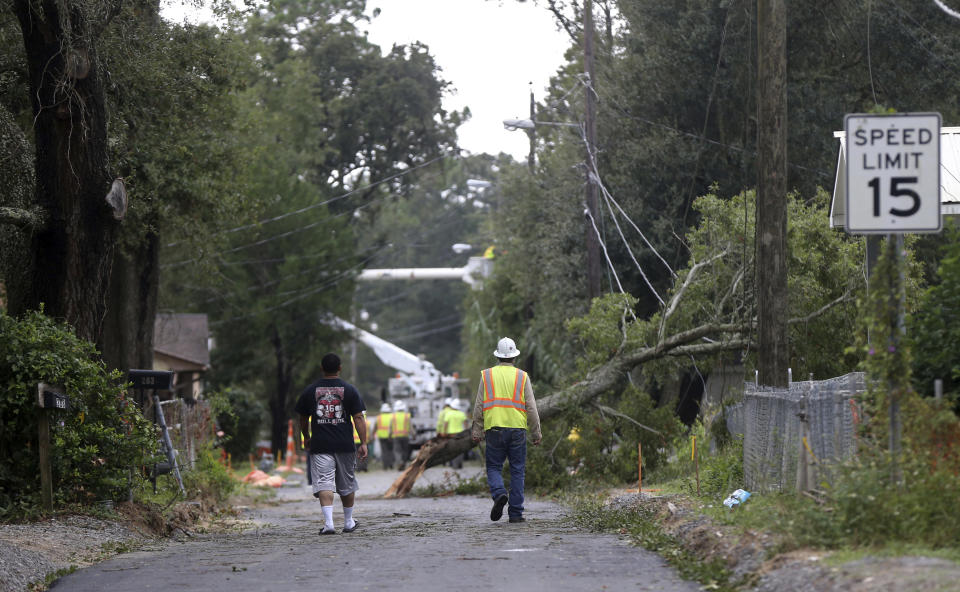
[844,113,941,234]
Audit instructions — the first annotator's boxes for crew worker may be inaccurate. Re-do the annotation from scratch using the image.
[375,403,394,470]
[391,400,412,471]
[436,398,453,437]
[471,337,541,523]
[444,399,469,469]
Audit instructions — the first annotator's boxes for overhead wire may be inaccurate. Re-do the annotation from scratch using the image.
[161,159,459,269]
[164,151,455,248]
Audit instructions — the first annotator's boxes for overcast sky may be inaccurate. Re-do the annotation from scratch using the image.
[162,0,571,161]
[362,0,571,160]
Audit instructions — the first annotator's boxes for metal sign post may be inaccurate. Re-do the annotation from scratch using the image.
[844,112,942,483]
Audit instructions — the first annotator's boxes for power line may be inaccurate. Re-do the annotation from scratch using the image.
[165,152,455,248]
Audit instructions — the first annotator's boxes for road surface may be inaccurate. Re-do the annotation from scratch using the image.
[51,466,700,591]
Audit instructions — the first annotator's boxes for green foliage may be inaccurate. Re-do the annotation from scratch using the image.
[574,498,735,591]
[216,388,265,459]
[565,293,640,372]
[0,310,158,517]
[525,384,683,491]
[181,445,236,504]
[910,221,960,403]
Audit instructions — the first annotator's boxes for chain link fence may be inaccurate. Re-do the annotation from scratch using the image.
[726,372,865,492]
[157,398,215,469]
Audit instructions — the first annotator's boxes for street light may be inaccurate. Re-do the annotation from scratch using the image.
[502,118,580,131]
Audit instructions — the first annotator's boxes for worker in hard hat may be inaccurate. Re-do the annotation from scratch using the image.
[444,399,469,469]
[391,399,412,471]
[374,403,395,470]
[294,352,367,535]
[471,337,541,523]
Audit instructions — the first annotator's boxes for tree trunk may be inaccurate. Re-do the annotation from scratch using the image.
[270,327,293,459]
[12,0,122,342]
[99,233,160,371]
[756,0,789,387]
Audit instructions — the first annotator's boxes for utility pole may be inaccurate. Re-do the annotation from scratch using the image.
[756,0,789,387]
[527,83,536,172]
[584,0,603,300]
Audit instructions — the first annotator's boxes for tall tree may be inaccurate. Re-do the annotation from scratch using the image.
[5,0,126,341]
[97,3,254,371]
[168,0,463,456]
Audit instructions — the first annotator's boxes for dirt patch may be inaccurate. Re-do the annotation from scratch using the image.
[606,490,960,592]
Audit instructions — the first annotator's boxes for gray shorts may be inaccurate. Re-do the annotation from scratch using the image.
[310,452,358,496]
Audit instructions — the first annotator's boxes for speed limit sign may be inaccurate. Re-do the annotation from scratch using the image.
[844,113,941,234]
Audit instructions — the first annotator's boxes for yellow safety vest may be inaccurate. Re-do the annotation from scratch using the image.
[436,407,449,435]
[376,412,393,439]
[353,413,366,444]
[482,366,528,430]
[444,409,467,435]
[392,412,410,438]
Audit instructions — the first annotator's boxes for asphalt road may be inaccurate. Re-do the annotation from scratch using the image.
[51,467,701,592]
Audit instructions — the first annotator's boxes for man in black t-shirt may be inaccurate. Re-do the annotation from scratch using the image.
[295,353,367,535]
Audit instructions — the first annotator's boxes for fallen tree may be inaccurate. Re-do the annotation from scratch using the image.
[384,323,751,498]
[384,191,862,497]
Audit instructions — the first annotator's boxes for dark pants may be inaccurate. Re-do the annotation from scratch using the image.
[485,427,527,519]
[393,437,410,469]
[379,438,394,470]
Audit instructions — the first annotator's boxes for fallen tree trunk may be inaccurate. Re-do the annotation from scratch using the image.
[384,329,751,497]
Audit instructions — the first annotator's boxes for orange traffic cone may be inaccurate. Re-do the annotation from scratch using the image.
[285,419,295,471]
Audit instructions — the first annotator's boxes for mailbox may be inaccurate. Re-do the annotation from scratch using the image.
[128,369,174,391]
[36,383,70,410]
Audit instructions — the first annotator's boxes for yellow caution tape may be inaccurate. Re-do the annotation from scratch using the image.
[691,436,696,460]
[802,436,819,463]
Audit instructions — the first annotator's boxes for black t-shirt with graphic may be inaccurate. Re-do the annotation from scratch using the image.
[294,377,366,454]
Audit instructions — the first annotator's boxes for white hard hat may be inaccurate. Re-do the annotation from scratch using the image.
[380,403,391,413]
[393,400,407,411]
[452,399,466,411]
[494,337,520,359]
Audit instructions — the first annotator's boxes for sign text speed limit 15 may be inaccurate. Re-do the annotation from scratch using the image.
[844,113,941,234]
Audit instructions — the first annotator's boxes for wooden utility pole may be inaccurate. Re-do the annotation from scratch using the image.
[528,83,536,172]
[584,0,603,300]
[756,0,789,387]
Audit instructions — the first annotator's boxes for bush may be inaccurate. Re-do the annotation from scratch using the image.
[181,445,236,503]
[216,387,265,459]
[524,384,683,491]
[0,310,158,518]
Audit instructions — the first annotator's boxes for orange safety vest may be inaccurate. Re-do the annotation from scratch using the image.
[482,365,528,430]
[391,412,410,438]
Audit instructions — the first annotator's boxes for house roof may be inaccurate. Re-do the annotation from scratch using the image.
[154,313,210,368]
[830,127,960,229]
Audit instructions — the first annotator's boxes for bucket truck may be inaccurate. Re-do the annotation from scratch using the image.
[330,317,467,448]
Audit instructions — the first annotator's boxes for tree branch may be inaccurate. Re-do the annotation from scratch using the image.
[594,403,664,435]
[787,290,854,325]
